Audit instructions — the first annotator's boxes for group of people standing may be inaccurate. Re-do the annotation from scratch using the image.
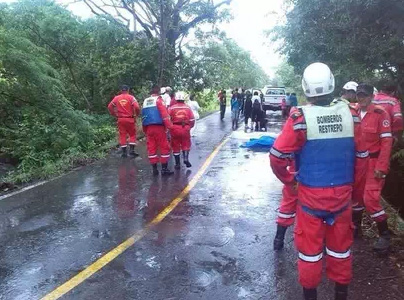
[270,62,403,300]
[217,88,268,131]
[108,85,200,175]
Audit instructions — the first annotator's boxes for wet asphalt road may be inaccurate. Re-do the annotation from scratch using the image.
[0,111,403,300]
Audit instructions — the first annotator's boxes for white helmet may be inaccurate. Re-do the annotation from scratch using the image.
[302,62,335,97]
[343,81,358,92]
[165,86,173,93]
[175,91,186,101]
[160,87,166,94]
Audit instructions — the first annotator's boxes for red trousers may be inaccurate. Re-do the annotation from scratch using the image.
[294,205,353,289]
[277,184,297,227]
[145,125,171,164]
[353,158,387,222]
[171,125,191,155]
[117,118,136,147]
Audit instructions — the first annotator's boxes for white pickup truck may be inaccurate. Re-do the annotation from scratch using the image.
[262,86,287,111]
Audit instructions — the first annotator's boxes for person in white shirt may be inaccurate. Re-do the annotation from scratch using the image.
[188,94,201,137]
[161,87,172,107]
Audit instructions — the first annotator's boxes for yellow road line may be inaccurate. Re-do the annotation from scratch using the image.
[41,136,230,300]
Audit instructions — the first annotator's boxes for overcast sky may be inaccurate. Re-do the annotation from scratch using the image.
[221,0,285,77]
[2,0,285,77]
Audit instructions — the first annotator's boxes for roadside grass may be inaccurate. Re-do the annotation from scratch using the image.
[1,93,219,190]
[3,137,117,185]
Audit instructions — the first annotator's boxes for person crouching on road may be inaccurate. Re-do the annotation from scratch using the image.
[142,85,174,176]
[352,84,393,252]
[231,91,240,130]
[168,92,195,169]
[108,85,141,158]
[270,62,367,300]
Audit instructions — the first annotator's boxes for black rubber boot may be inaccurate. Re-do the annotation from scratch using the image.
[183,151,192,168]
[273,224,287,251]
[303,288,317,300]
[174,155,181,170]
[121,146,128,158]
[129,145,139,157]
[373,220,391,253]
[352,210,363,238]
[161,163,174,176]
[152,164,159,176]
[335,283,348,300]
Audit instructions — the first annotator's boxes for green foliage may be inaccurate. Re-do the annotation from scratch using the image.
[79,0,232,84]
[194,90,219,114]
[0,3,117,183]
[0,0,264,184]
[179,33,269,91]
[273,0,404,91]
[275,61,301,92]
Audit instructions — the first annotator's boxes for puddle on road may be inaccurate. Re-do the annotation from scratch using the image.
[71,194,98,214]
[191,269,220,288]
[17,215,55,233]
[185,226,235,247]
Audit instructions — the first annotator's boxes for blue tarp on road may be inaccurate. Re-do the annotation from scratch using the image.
[240,135,276,149]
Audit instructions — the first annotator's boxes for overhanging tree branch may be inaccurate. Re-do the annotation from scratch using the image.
[178,0,231,38]
[82,0,130,29]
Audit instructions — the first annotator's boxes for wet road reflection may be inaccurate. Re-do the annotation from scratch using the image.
[1,110,400,299]
[67,112,302,300]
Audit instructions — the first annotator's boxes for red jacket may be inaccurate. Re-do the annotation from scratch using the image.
[373,92,403,133]
[361,104,393,173]
[108,92,140,118]
[168,102,195,128]
[270,105,368,211]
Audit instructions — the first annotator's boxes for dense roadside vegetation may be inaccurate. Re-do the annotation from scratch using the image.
[0,0,268,185]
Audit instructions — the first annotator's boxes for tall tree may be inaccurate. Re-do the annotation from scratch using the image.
[80,0,232,84]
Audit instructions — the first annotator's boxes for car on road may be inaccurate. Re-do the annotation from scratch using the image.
[262,86,287,111]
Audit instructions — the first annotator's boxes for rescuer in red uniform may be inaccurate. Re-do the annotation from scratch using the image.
[373,83,403,145]
[273,106,299,251]
[270,63,367,300]
[168,92,195,169]
[108,85,141,157]
[142,85,174,176]
[352,84,393,252]
[273,161,297,250]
